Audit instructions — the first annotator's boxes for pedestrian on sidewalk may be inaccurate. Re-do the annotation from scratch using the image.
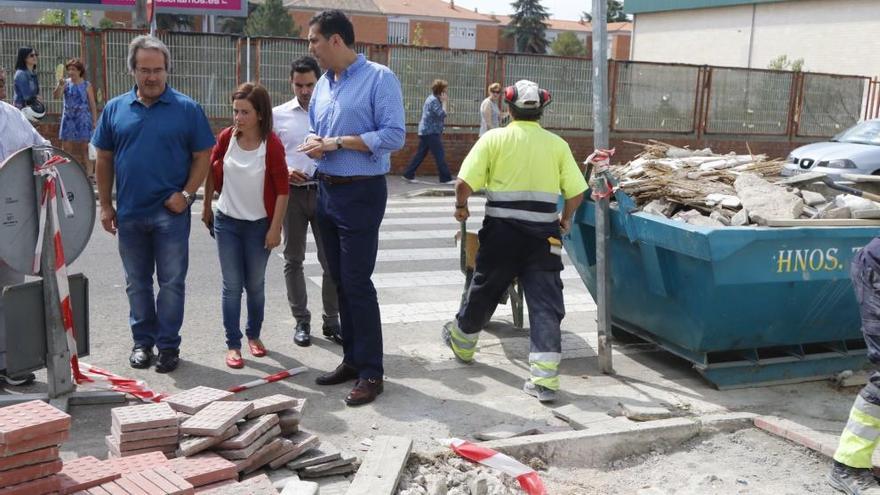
[202,83,289,369]
[92,35,215,374]
[273,55,341,348]
[828,241,880,494]
[443,80,586,404]
[402,79,454,185]
[0,65,49,387]
[12,46,40,110]
[479,82,505,137]
[298,9,405,406]
[52,58,97,180]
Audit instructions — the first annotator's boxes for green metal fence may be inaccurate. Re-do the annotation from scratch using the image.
[1,24,872,139]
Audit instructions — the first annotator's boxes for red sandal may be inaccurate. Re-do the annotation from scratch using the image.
[247,339,267,357]
[226,350,244,369]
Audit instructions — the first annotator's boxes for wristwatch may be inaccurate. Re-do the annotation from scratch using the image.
[181,191,195,206]
[335,136,343,150]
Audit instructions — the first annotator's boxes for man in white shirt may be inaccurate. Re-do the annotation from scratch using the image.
[273,56,340,347]
[0,66,50,386]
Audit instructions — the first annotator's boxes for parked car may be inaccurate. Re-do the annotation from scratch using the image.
[781,119,880,178]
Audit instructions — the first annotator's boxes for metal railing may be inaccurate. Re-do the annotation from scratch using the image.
[2,24,875,139]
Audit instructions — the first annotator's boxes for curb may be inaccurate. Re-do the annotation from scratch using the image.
[480,412,757,467]
[753,415,839,458]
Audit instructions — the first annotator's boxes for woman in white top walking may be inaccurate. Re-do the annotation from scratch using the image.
[479,82,506,136]
[203,83,289,369]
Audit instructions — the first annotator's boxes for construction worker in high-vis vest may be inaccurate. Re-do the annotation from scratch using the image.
[443,79,587,403]
[830,239,880,495]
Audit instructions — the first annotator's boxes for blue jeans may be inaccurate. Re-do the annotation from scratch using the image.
[117,208,190,351]
[316,176,386,379]
[214,211,271,350]
[403,134,452,182]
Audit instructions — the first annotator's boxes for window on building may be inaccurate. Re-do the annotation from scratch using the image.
[388,19,409,44]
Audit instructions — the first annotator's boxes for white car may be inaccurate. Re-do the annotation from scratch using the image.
[781,119,880,178]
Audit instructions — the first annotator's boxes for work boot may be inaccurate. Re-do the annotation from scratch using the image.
[442,321,476,364]
[828,461,880,494]
[322,318,342,345]
[293,321,311,347]
[523,381,557,403]
[0,370,36,386]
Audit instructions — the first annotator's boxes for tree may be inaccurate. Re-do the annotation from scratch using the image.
[506,0,550,54]
[581,1,630,22]
[157,14,195,32]
[412,22,426,47]
[217,2,258,35]
[245,0,299,37]
[38,9,91,26]
[550,32,586,57]
[768,54,804,72]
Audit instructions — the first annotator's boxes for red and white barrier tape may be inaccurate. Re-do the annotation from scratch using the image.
[587,148,616,201]
[442,438,547,495]
[227,367,308,393]
[34,154,307,402]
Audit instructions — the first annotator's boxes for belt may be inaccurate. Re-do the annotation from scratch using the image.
[291,182,318,190]
[315,173,381,185]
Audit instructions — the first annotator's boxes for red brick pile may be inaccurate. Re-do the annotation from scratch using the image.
[0,400,70,495]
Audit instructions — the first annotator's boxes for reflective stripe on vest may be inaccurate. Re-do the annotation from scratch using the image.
[485,190,559,223]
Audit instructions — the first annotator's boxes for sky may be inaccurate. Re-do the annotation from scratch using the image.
[450,0,588,21]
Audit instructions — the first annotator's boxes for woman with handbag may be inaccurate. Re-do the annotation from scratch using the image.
[203,83,289,369]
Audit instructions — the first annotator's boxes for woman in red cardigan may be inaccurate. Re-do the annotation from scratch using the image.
[202,83,289,369]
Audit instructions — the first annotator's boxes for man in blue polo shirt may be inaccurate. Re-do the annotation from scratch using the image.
[298,9,405,406]
[92,35,215,374]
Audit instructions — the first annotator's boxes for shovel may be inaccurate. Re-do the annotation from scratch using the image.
[779,171,880,202]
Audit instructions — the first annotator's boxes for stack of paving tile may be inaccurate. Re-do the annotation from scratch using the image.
[178,400,254,459]
[78,466,195,494]
[286,439,357,479]
[0,400,70,495]
[196,472,277,494]
[166,452,237,491]
[108,402,179,458]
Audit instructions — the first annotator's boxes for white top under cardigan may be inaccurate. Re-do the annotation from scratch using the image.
[216,136,267,221]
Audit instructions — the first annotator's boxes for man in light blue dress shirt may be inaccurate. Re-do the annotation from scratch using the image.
[298,9,405,406]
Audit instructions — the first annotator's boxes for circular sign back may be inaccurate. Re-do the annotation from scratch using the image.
[0,147,96,275]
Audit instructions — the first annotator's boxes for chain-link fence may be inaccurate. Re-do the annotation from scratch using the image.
[613,62,698,133]
[3,24,875,138]
[504,54,592,130]
[705,68,793,135]
[389,46,488,127]
[0,25,83,114]
[798,73,865,138]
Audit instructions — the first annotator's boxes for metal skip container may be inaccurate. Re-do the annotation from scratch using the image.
[565,195,874,389]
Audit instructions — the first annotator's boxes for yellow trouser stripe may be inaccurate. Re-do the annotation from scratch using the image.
[834,399,880,469]
[531,375,560,390]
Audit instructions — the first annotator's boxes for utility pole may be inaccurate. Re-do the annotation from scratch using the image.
[591,0,614,375]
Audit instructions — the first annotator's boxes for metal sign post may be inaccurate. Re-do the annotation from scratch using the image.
[0,147,124,411]
[592,0,614,375]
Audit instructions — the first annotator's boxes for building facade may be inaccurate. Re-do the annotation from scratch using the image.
[627,0,880,76]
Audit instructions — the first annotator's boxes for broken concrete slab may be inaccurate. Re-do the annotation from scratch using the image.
[730,208,749,226]
[551,404,618,430]
[472,424,540,441]
[280,478,318,495]
[346,435,411,495]
[854,208,880,219]
[619,402,673,422]
[801,190,827,207]
[735,173,804,224]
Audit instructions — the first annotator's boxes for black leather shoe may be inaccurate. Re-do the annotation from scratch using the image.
[155,349,180,373]
[315,362,358,386]
[129,345,153,369]
[294,321,311,347]
[322,319,343,345]
[345,377,383,406]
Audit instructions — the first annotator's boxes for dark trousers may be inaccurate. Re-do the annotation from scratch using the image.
[316,176,386,379]
[851,252,880,406]
[403,133,452,182]
[457,218,565,343]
